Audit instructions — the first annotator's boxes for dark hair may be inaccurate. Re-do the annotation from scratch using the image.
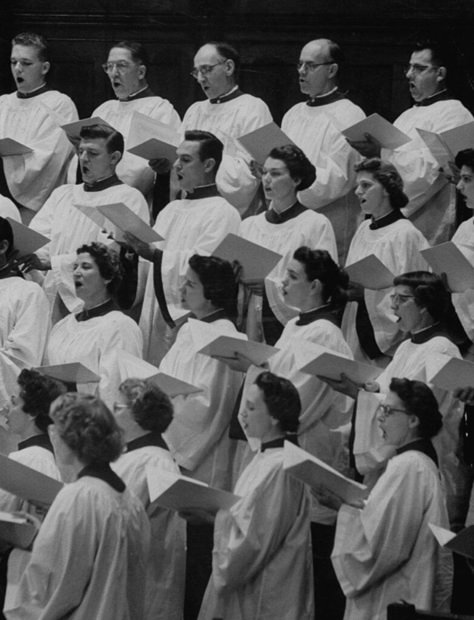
[110,40,149,66]
[267,144,316,191]
[76,242,123,295]
[119,379,173,433]
[188,254,238,318]
[254,371,301,436]
[392,271,450,323]
[389,377,442,438]
[184,130,223,171]
[412,39,450,71]
[323,39,344,65]
[293,246,348,306]
[207,41,240,75]
[17,369,66,433]
[79,123,124,156]
[50,393,123,464]
[355,158,408,210]
[455,148,474,172]
[0,217,14,259]
[12,33,49,63]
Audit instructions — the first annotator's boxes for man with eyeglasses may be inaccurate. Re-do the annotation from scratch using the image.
[0,32,78,223]
[351,40,473,244]
[181,41,272,215]
[93,41,181,205]
[281,39,366,264]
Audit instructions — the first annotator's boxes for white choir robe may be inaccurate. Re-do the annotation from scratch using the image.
[342,218,429,362]
[239,209,337,327]
[282,98,365,263]
[30,182,149,313]
[0,278,50,407]
[92,95,181,199]
[161,318,243,490]
[0,444,60,611]
[198,447,314,620]
[112,445,186,620]
[451,217,474,341]
[332,449,452,620]
[181,94,272,214]
[46,311,143,410]
[5,475,150,620]
[0,90,78,212]
[0,196,20,222]
[383,98,473,243]
[139,195,240,365]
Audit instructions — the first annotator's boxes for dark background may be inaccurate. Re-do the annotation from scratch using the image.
[1,1,474,122]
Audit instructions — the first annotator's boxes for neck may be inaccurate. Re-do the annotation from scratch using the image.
[87,171,115,185]
[81,293,111,311]
[371,202,393,221]
[120,82,148,100]
[209,83,236,100]
[411,315,436,333]
[261,430,285,445]
[271,195,297,214]
[124,423,149,444]
[18,422,41,443]
[298,296,325,313]
[193,304,218,320]
[18,82,46,95]
[312,83,337,98]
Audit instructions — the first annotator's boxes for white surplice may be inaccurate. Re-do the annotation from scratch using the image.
[451,216,474,341]
[0,196,20,222]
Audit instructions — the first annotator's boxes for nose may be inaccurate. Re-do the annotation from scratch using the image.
[355,185,363,197]
[405,66,414,79]
[110,65,120,78]
[457,179,464,192]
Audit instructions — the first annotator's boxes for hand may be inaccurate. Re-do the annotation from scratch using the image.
[317,372,362,399]
[439,272,451,294]
[454,387,474,405]
[346,281,364,302]
[363,380,380,393]
[148,157,172,175]
[246,280,265,296]
[249,160,263,180]
[214,351,266,373]
[178,508,216,525]
[440,161,460,185]
[346,132,381,158]
[123,232,156,262]
[19,253,51,272]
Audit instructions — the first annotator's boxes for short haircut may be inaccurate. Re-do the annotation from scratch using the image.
[79,123,124,156]
[355,158,409,210]
[207,41,240,75]
[392,271,451,323]
[323,39,344,64]
[188,254,238,319]
[0,217,14,258]
[254,371,301,435]
[389,377,442,438]
[455,148,474,172]
[17,369,66,433]
[412,39,450,69]
[50,393,123,464]
[110,40,149,66]
[293,247,348,306]
[184,130,223,170]
[76,242,123,295]
[267,144,316,191]
[12,32,49,62]
[119,379,174,434]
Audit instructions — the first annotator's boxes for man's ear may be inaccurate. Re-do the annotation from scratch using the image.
[203,157,217,174]
[41,61,50,77]
[110,150,122,166]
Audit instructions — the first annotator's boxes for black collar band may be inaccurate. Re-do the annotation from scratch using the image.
[18,434,54,454]
[78,462,125,492]
[369,209,404,230]
[17,84,49,99]
[184,184,220,200]
[296,304,339,327]
[265,201,307,224]
[410,322,448,344]
[76,298,118,322]
[414,89,451,107]
[83,173,123,193]
[210,87,244,104]
[396,438,438,466]
[120,85,155,102]
[306,88,347,107]
[261,437,285,452]
[199,308,227,323]
[126,431,169,453]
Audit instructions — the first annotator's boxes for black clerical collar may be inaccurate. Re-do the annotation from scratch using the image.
[18,433,54,454]
[414,89,451,107]
[78,462,125,492]
[16,83,49,99]
[126,431,169,453]
[209,86,244,104]
[76,298,118,322]
[0,261,24,280]
[184,184,220,200]
[119,85,155,102]
[306,88,346,107]
[83,173,123,193]
[265,201,307,224]
[261,437,285,452]
[369,209,405,230]
[199,308,227,323]
[410,322,448,344]
[296,304,339,327]
[396,438,438,466]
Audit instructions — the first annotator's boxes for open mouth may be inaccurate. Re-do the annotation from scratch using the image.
[16,76,24,83]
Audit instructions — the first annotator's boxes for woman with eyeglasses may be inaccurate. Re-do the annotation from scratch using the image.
[328,378,451,620]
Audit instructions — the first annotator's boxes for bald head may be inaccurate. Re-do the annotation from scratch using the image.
[297,39,342,98]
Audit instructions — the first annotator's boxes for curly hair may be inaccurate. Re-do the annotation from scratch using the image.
[267,144,316,191]
[254,371,301,435]
[76,242,123,295]
[188,254,238,319]
[119,379,174,433]
[455,148,474,172]
[17,369,66,433]
[355,158,409,210]
[50,394,123,464]
[293,246,348,306]
[389,378,442,438]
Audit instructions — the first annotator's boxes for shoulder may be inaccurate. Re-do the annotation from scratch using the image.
[100,310,141,331]
[3,277,46,299]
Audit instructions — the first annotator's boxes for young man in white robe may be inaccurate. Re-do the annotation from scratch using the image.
[282,39,366,263]
[181,42,273,215]
[0,33,78,224]
[350,40,473,244]
[24,123,149,320]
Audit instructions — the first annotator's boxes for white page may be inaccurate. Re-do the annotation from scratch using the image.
[345,254,395,290]
[421,242,474,293]
[237,122,295,164]
[428,522,456,547]
[97,202,162,244]
[342,113,411,150]
[36,362,100,384]
[198,336,278,366]
[0,138,32,157]
[213,233,282,282]
[7,217,49,258]
[425,353,474,392]
[0,455,63,507]
[60,116,114,143]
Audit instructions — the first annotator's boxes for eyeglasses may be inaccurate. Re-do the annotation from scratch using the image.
[190,61,227,79]
[377,404,408,419]
[102,61,133,74]
[296,61,333,72]
[113,403,128,414]
[390,293,415,305]
[405,63,439,76]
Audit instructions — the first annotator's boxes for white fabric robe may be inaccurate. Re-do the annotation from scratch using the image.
[384,99,473,243]
[161,318,243,490]
[30,182,149,312]
[6,475,150,620]
[139,195,240,365]
[0,91,78,212]
[282,98,365,263]
[181,94,272,214]
[46,311,143,409]
[112,445,186,620]
[451,217,474,341]
[332,449,452,620]
[93,96,181,198]
[198,447,314,620]
[0,196,20,222]
[342,218,429,360]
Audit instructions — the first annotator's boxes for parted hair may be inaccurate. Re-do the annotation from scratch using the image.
[79,123,124,156]
[76,242,123,295]
[184,130,223,171]
[254,371,301,436]
[12,32,49,62]
[268,144,316,191]
[119,378,174,434]
[111,40,149,66]
[389,378,443,438]
[17,369,66,433]
[188,254,238,319]
[293,246,348,306]
[355,158,409,210]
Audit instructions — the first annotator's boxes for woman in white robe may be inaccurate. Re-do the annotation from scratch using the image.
[341,157,428,364]
[5,393,150,620]
[112,379,186,620]
[329,378,452,620]
[198,371,313,620]
[45,243,143,409]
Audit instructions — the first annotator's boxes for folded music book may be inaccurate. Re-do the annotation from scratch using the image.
[213,233,282,283]
[127,112,180,162]
[7,218,49,258]
[421,242,474,293]
[342,113,411,150]
[237,122,296,164]
[0,138,32,157]
[35,362,100,384]
[61,116,114,143]
[0,455,62,508]
[198,335,279,367]
[345,254,395,290]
